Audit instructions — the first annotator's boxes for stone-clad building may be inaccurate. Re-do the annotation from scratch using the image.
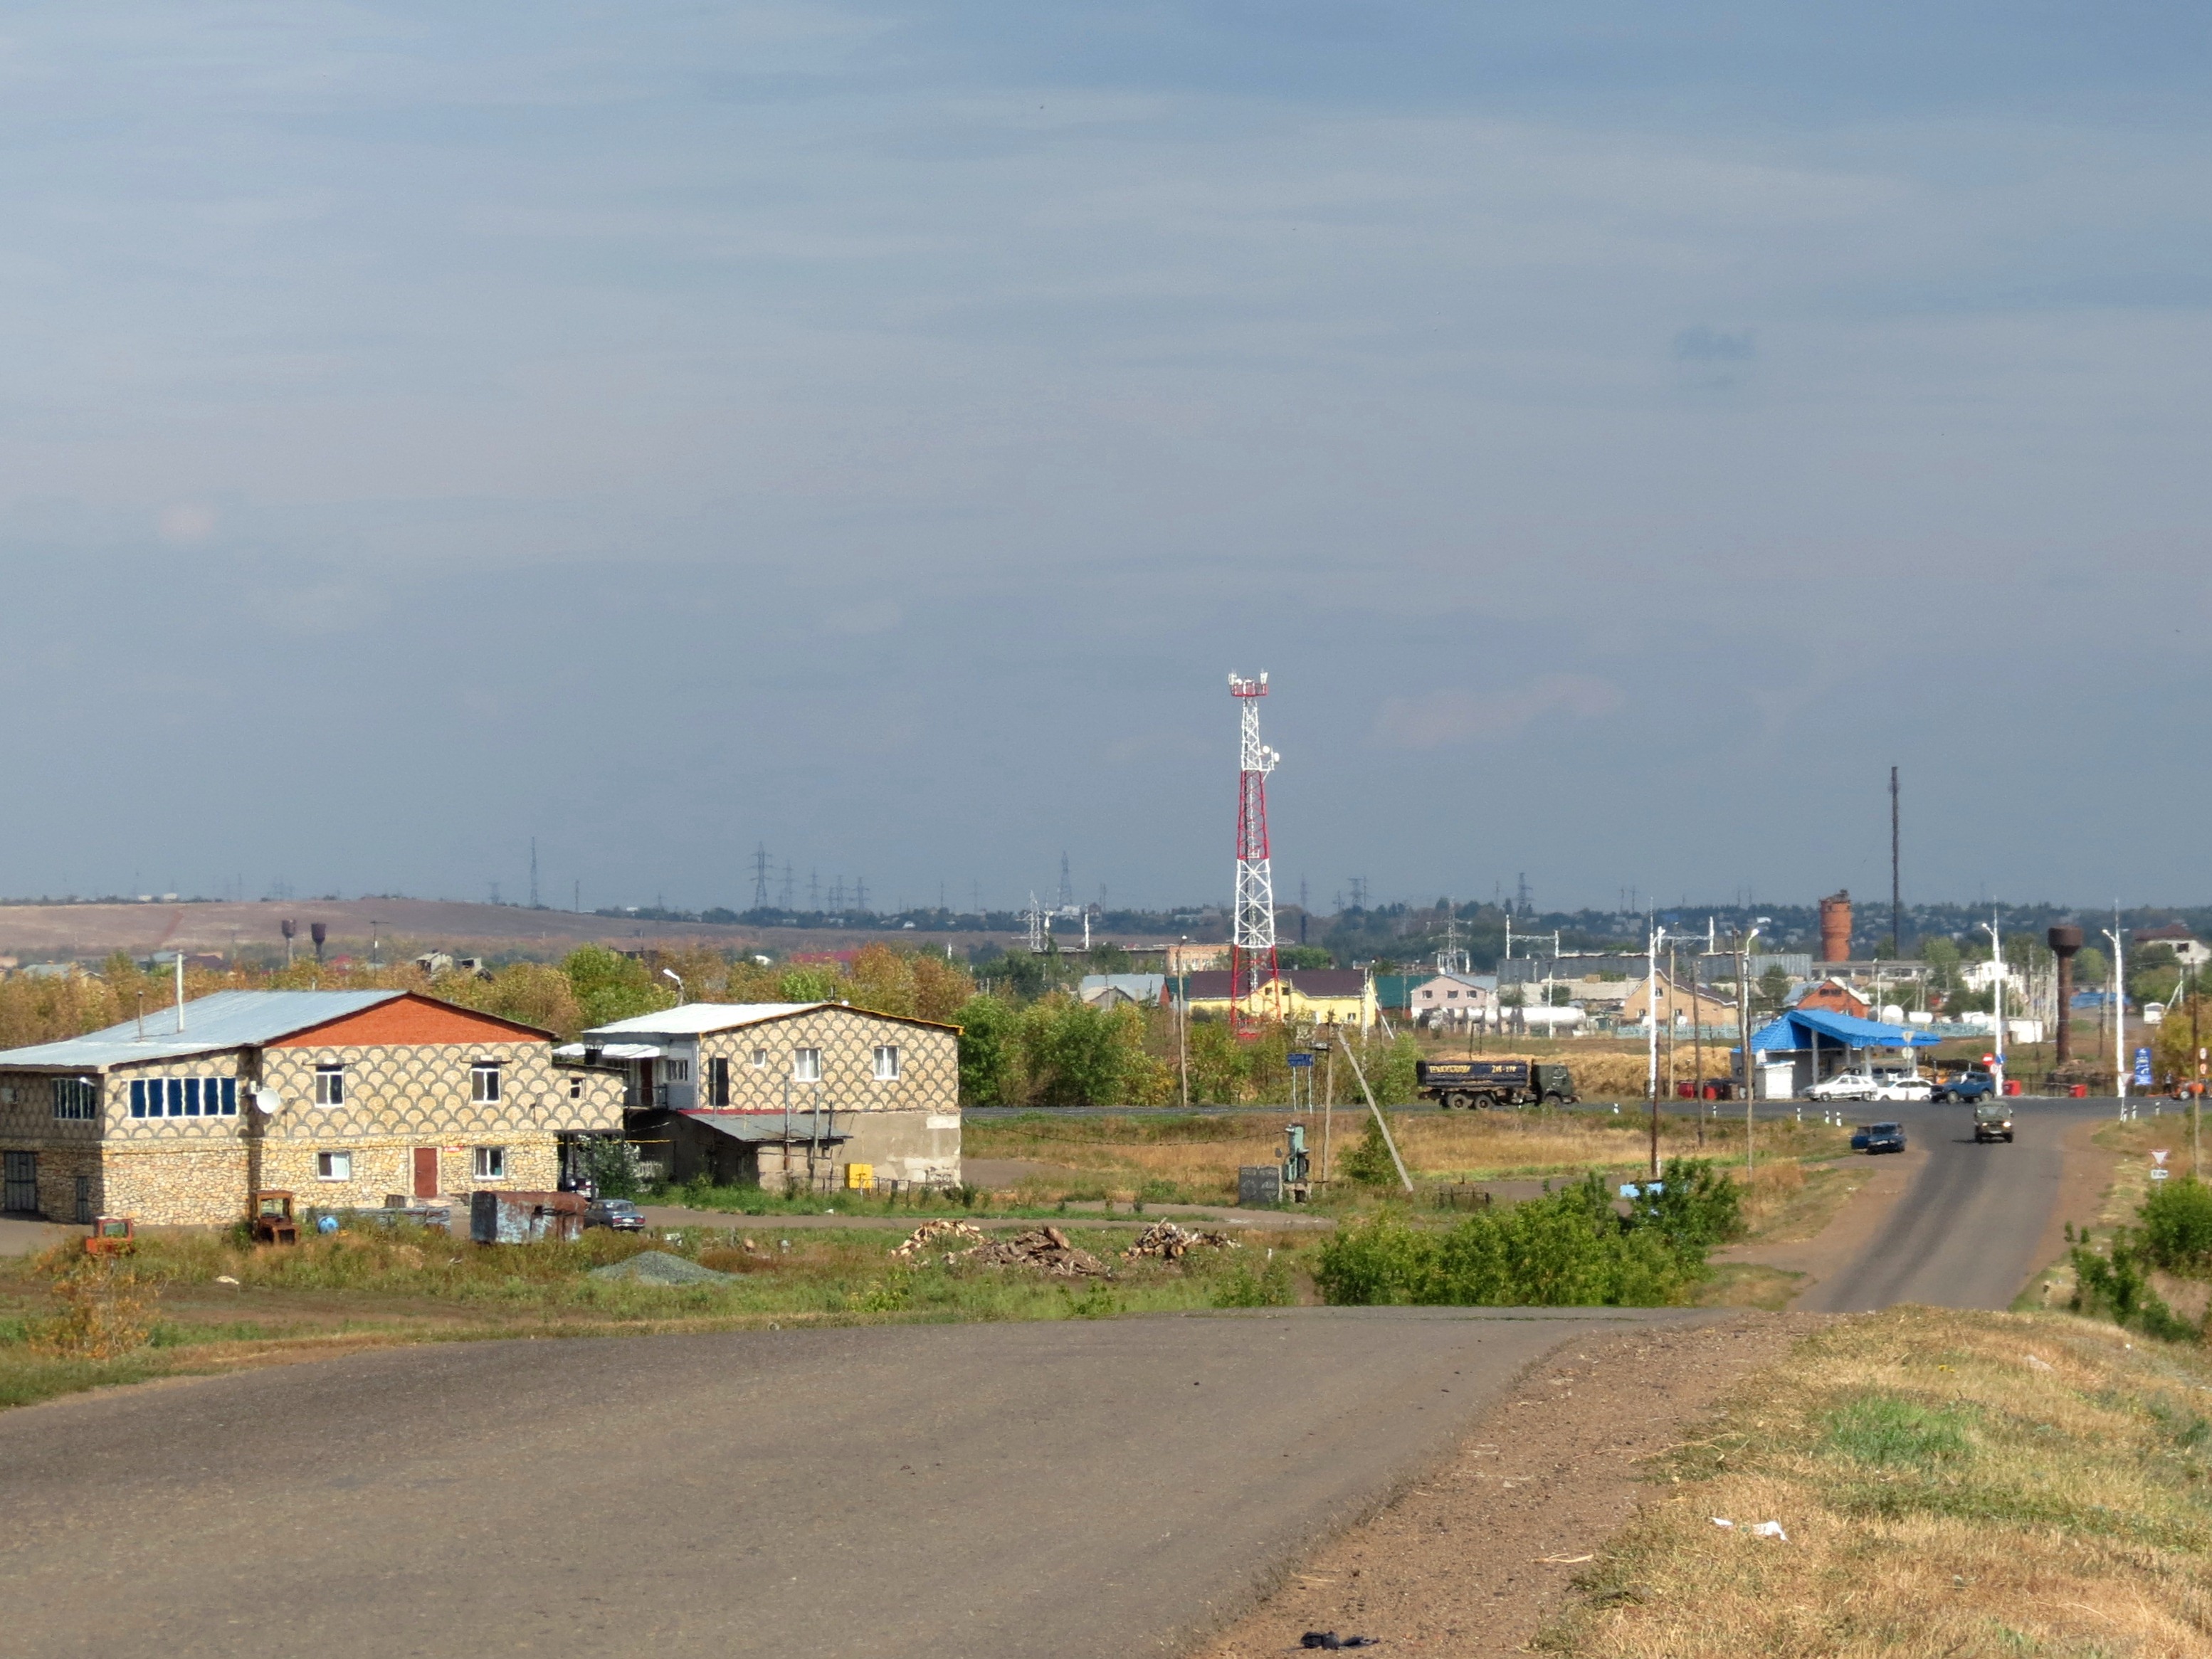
[573,1001,959,1191]
[0,990,624,1226]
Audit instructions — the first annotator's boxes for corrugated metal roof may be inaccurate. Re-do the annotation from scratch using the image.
[554,1041,665,1061]
[0,989,404,1070]
[583,1003,826,1038]
[1749,1007,1939,1053]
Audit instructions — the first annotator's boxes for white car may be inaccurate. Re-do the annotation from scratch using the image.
[1808,1069,1933,1103]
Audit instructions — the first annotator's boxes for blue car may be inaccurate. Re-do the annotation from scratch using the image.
[1932,1068,1996,1104]
[1850,1122,1907,1155]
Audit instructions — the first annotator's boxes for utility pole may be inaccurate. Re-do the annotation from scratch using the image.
[1739,927,1759,1179]
[752,844,771,909]
[1982,912,2006,1097]
[2105,910,2127,1110]
[1335,1034,1413,1193]
[1647,924,1665,1179]
[1890,766,1902,959]
[530,837,540,910]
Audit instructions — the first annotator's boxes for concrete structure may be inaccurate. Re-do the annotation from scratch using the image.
[0,991,624,1226]
[1181,969,1375,1029]
[1818,890,1853,964]
[2133,923,2211,967]
[574,1002,959,1191]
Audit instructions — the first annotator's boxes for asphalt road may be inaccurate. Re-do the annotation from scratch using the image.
[0,1307,1708,1659]
[1795,1095,2115,1312]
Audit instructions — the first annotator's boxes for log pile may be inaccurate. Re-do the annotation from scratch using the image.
[1121,1220,1241,1261]
[890,1220,1110,1277]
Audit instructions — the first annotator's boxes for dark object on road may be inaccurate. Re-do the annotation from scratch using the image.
[1932,1067,1996,1104]
[250,1190,299,1245]
[1973,1102,2016,1143]
[1300,1634,1379,1650]
[470,1189,586,1245]
[1850,1123,1907,1155]
[584,1198,646,1231]
[1416,1058,1576,1110]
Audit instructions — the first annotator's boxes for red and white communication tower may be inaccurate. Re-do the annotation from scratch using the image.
[1228,672,1280,1032]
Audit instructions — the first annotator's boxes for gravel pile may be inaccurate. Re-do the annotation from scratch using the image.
[589,1250,737,1285]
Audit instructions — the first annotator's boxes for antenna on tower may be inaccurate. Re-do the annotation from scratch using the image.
[752,843,771,910]
[1023,892,1046,953]
[1228,672,1281,1034]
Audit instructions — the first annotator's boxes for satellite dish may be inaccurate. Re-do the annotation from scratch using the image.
[253,1087,281,1115]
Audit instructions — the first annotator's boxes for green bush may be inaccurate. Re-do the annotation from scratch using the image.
[579,1136,646,1201]
[1631,1158,1746,1253]
[2139,1176,2212,1273]
[1211,1253,1297,1307]
[2070,1231,2198,1342]
[1337,1117,1402,1186]
[1312,1171,1719,1308]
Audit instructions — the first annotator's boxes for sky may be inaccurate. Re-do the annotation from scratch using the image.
[2,3,2208,917]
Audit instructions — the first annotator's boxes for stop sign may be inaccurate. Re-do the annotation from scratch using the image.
[1981,1053,1996,1065]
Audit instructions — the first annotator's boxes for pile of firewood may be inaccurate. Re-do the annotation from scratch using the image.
[889,1220,1110,1277]
[1121,1220,1241,1261]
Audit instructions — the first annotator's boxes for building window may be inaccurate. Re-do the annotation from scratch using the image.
[314,1065,346,1107]
[873,1045,901,1082]
[792,1048,821,1083]
[568,1076,584,1100]
[750,1048,767,1069]
[316,1151,352,1181]
[474,1146,507,1179]
[471,1062,502,1104]
[668,1058,690,1083]
[709,1057,730,1107]
[129,1078,238,1119]
[51,1077,98,1120]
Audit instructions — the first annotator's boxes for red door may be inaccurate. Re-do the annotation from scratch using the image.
[413,1148,439,1199]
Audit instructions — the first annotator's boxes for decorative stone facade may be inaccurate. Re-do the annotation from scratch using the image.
[0,993,626,1227]
[591,1004,961,1191]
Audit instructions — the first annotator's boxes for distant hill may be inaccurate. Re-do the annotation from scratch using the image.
[0,897,1036,964]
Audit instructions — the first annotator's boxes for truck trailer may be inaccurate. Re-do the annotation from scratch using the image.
[1414,1058,1577,1109]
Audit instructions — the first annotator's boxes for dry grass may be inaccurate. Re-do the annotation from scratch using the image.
[1539,1306,2212,1658]
[967,1109,1851,1202]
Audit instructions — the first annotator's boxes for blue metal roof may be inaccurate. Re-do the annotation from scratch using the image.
[1749,1006,1940,1053]
[0,990,404,1070]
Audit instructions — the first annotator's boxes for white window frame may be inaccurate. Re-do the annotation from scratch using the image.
[873,1045,901,1082]
[470,1061,502,1105]
[750,1048,768,1069]
[315,1150,352,1181]
[791,1048,822,1083]
[474,1145,507,1180]
[314,1064,346,1107]
[668,1058,690,1083]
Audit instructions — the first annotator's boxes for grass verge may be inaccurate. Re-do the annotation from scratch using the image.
[1537,1306,2212,1657]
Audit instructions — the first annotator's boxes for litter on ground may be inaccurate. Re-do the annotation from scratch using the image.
[1710,1518,1787,1539]
[1122,1220,1241,1261]
[1300,1633,1379,1650]
[589,1250,737,1285]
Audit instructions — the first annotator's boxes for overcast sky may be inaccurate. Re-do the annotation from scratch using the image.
[2,4,2207,916]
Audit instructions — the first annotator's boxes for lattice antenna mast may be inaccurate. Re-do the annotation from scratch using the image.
[1228,673,1280,1032]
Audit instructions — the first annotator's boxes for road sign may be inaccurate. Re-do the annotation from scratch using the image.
[1286,1052,1313,1068]
[2152,1149,2170,1166]
[2135,1047,2154,1088]
[1981,1053,1996,1065]
[2153,1169,2172,1181]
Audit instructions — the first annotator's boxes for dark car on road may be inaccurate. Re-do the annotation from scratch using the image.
[585,1198,647,1231]
[1932,1067,1996,1104]
[1850,1122,1907,1155]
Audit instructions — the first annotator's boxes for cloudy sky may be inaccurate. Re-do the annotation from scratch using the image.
[2,3,2206,915]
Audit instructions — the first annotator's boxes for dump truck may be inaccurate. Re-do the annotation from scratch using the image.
[1414,1058,1576,1109]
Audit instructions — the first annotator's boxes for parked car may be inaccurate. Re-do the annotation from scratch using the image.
[584,1198,647,1231]
[1931,1067,1997,1104]
[1809,1068,1927,1102]
[1850,1122,1908,1155]
[1973,1102,2015,1143]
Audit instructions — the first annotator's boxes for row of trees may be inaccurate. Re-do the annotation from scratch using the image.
[0,942,1420,1108]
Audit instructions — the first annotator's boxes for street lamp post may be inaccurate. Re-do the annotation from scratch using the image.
[1739,926,1760,1181]
[1647,925,1665,1179]
[1981,915,2006,1097]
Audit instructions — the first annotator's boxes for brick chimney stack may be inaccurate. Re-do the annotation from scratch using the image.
[1818,891,1853,964]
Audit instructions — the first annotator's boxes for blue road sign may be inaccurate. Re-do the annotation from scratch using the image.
[2136,1047,2154,1088]
[1286,1052,1315,1068]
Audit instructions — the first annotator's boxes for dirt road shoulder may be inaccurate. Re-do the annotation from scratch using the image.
[1187,1310,1823,1659]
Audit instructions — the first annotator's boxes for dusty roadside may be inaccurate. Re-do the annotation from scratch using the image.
[1187,1311,1824,1658]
